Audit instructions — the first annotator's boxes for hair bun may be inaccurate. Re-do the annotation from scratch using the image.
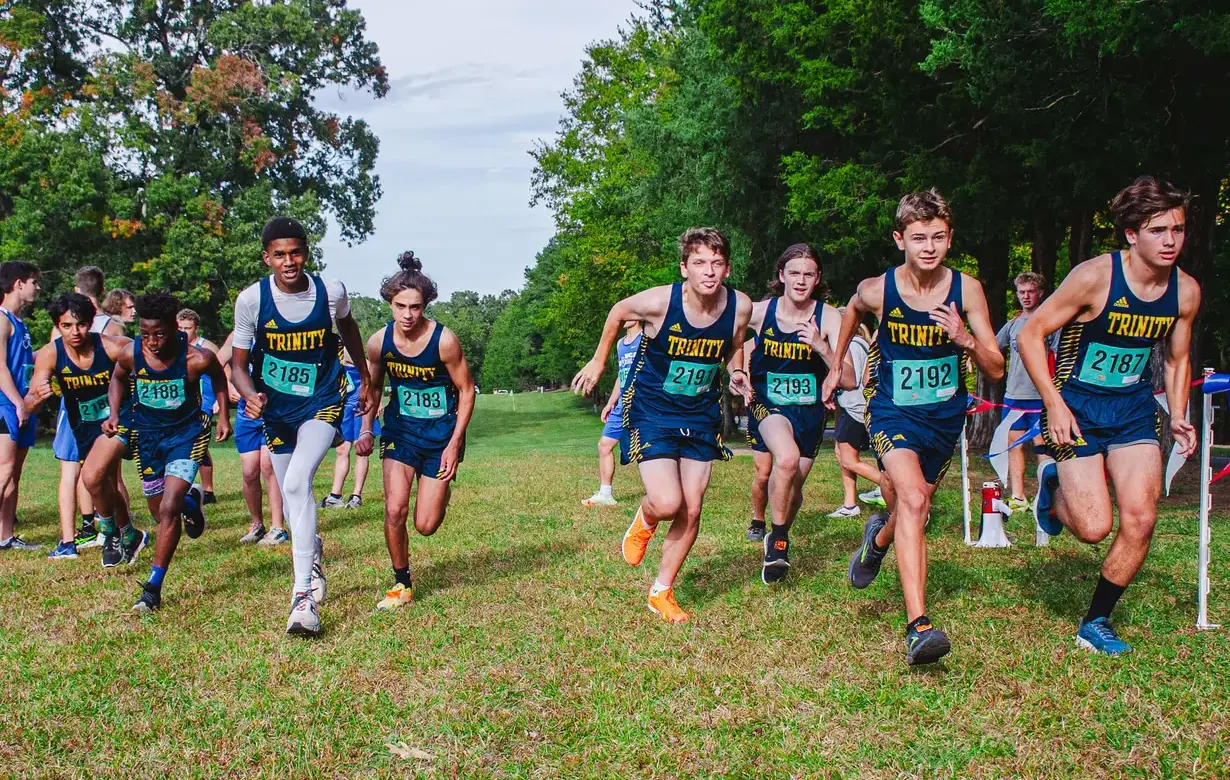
[397,251,421,272]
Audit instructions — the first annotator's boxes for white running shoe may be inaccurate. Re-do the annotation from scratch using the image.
[828,505,861,518]
[311,534,327,604]
[581,492,618,507]
[239,524,266,544]
[286,591,320,637]
[858,487,886,506]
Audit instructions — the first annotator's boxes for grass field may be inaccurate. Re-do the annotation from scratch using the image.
[1,391,1228,777]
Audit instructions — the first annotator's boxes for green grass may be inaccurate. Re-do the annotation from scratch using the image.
[2,391,1228,776]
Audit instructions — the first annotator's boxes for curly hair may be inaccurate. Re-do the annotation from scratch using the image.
[380,251,439,305]
[48,292,96,326]
[135,291,182,324]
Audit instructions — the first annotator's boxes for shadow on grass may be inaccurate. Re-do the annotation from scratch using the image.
[411,539,587,600]
[1005,549,1098,618]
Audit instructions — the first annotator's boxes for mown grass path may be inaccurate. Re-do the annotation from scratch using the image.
[1,392,1226,776]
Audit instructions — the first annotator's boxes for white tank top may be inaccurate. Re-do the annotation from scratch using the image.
[90,313,113,334]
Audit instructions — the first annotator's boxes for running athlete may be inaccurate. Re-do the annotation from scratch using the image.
[730,243,854,583]
[26,293,146,565]
[572,228,753,623]
[581,321,642,507]
[102,292,230,612]
[1020,176,1200,656]
[229,216,370,637]
[358,252,475,610]
[50,267,129,554]
[321,350,380,510]
[218,333,286,545]
[177,309,221,504]
[830,319,880,518]
[995,273,1057,511]
[823,190,1004,665]
[0,262,40,553]
[102,289,136,328]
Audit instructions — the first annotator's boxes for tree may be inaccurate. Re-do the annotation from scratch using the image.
[429,289,515,381]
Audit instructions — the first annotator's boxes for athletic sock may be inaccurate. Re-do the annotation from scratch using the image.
[121,525,139,546]
[147,566,166,588]
[329,493,342,501]
[906,615,932,634]
[650,580,672,596]
[1085,576,1127,623]
[81,513,94,530]
[749,519,766,529]
[204,491,216,502]
[393,567,411,588]
[598,485,612,498]
[768,523,789,541]
[96,515,116,536]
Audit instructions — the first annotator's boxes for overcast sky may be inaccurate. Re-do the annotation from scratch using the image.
[315,0,638,299]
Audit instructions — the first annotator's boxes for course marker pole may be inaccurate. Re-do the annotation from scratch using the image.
[1197,368,1228,630]
[961,424,973,545]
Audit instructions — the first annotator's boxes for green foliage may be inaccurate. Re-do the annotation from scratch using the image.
[429,290,515,382]
[0,0,387,335]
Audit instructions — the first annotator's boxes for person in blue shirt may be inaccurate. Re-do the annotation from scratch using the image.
[177,308,222,505]
[1020,176,1201,656]
[581,321,642,507]
[0,262,40,552]
[320,349,380,510]
[824,190,1005,666]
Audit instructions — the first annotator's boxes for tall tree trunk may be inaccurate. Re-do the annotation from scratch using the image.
[1068,211,1094,265]
[1031,217,1060,289]
[968,234,1011,448]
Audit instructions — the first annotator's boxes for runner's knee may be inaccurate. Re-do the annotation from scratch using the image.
[645,494,682,520]
[895,486,930,520]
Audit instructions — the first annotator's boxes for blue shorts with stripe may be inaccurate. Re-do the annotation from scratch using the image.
[1042,387,1159,462]
[867,401,965,485]
[619,422,731,465]
[746,402,825,459]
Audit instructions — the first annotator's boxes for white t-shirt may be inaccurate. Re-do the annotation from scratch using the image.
[232,276,350,349]
[837,336,870,419]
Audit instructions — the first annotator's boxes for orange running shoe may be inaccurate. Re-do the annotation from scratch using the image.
[621,506,657,566]
[376,583,414,611]
[647,587,689,623]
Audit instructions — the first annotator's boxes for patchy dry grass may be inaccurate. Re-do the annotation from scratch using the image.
[1,391,1227,777]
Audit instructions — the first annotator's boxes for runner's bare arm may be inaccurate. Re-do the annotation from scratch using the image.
[726,294,758,402]
[822,276,883,403]
[1163,273,1202,457]
[817,303,857,391]
[103,343,135,436]
[22,344,58,414]
[335,313,370,416]
[572,286,671,396]
[0,316,22,411]
[944,274,1004,381]
[438,327,476,482]
[191,348,230,440]
[354,329,386,457]
[229,342,260,413]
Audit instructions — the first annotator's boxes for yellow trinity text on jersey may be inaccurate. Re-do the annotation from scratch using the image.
[1104,312,1174,340]
[264,328,327,352]
[61,372,110,391]
[884,321,950,347]
[760,338,812,361]
[666,335,725,359]
[385,361,438,381]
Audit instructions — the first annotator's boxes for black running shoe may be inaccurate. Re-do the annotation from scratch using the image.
[202,490,217,506]
[745,521,767,543]
[75,521,99,548]
[131,583,162,613]
[905,616,951,666]
[122,529,150,565]
[848,513,889,589]
[762,531,790,584]
[101,534,125,568]
[183,486,206,539]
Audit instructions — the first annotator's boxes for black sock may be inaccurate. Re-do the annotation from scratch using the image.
[329,493,342,501]
[749,519,766,528]
[81,514,94,529]
[1085,576,1127,623]
[906,615,932,634]
[393,567,411,588]
[768,523,789,540]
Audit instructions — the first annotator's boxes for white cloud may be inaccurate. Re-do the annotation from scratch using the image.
[317,0,639,299]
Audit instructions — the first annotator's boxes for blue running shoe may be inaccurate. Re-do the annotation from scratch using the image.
[1033,460,1063,537]
[1076,617,1132,656]
[47,540,79,560]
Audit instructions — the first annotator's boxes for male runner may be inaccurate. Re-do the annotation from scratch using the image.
[995,272,1056,511]
[177,309,220,504]
[1020,176,1199,655]
[101,292,229,611]
[102,289,136,327]
[573,227,752,622]
[321,350,379,510]
[824,190,1004,665]
[581,321,642,507]
[730,243,853,583]
[830,320,881,518]
[27,293,146,564]
[359,251,475,610]
[51,267,128,553]
[218,333,286,545]
[0,262,40,552]
[230,216,369,637]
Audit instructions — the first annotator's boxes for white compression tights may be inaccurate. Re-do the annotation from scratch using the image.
[269,419,337,593]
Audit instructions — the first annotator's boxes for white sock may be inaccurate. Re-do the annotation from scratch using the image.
[269,419,336,595]
[650,580,671,596]
[598,484,612,498]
